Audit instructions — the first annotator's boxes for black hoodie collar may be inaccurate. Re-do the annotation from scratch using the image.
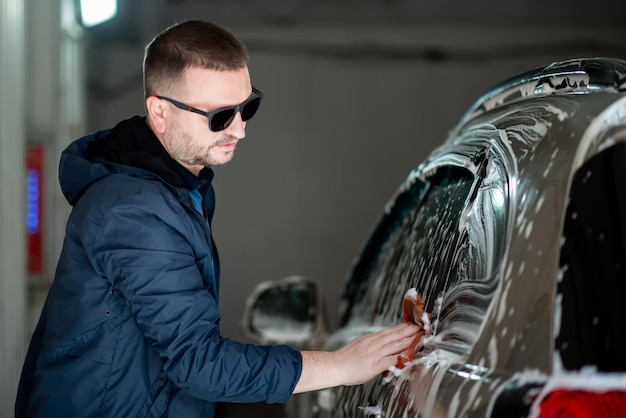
[87,115,214,190]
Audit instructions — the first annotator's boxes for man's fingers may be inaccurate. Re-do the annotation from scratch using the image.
[377,322,420,340]
[377,323,421,348]
[384,335,415,355]
[358,323,421,357]
[378,352,403,371]
[332,323,423,387]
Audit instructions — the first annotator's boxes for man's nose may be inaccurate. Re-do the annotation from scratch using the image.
[224,111,246,138]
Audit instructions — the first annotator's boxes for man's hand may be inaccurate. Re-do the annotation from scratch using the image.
[293,322,420,393]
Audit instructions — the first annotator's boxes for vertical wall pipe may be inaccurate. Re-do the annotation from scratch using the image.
[0,0,27,415]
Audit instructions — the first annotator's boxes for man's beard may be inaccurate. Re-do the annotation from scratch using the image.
[168,121,237,167]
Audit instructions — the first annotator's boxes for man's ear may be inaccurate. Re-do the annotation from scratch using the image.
[146,96,167,134]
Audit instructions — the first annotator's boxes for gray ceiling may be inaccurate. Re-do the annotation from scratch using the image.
[84,0,626,45]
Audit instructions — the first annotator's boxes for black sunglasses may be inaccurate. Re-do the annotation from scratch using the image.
[156,87,263,132]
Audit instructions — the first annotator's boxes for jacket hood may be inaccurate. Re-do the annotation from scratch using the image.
[59,116,212,205]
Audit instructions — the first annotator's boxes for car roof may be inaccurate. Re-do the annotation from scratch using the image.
[459,57,626,125]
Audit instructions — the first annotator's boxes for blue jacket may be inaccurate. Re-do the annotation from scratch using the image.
[16,116,302,417]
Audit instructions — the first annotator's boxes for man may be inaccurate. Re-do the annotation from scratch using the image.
[16,20,418,417]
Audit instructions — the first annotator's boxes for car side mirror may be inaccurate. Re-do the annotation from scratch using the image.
[242,276,328,348]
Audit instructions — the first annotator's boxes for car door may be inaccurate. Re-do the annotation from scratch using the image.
[316,132,511,418]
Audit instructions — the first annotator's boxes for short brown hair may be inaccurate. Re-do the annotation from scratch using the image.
[143,20,249,98]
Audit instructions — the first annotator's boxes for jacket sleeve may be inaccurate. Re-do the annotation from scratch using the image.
[84,185,303,403]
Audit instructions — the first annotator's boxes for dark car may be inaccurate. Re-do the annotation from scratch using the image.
[243,58,626,417]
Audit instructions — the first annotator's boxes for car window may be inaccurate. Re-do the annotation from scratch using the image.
[557,141,626,372]
[342,146,508,354]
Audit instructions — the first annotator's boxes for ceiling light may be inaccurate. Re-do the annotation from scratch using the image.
[79,0,117,28]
